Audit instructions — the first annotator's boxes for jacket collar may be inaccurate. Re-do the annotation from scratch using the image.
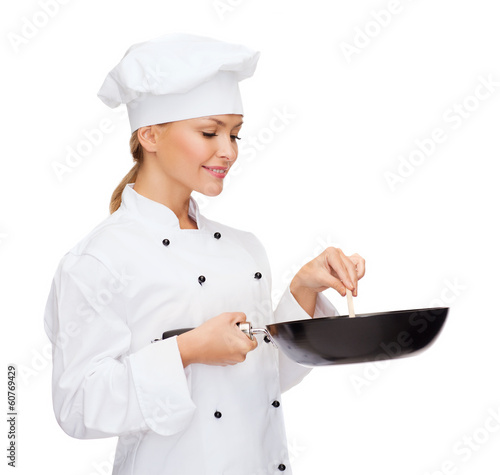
[120,183,203,230]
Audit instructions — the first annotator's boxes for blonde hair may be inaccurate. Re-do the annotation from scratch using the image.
[109,123,169,214]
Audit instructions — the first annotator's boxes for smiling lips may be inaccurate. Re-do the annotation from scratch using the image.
[202,166,228,178]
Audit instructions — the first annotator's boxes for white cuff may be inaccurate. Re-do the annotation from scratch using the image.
[129,336,196,436]
[314,291,340,318]
[274,285,339,324]
[274,286,339,393]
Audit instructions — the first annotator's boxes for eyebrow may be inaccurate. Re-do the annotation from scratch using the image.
[200,117,244,128]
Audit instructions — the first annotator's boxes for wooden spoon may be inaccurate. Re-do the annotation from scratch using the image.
[346,288,356,318]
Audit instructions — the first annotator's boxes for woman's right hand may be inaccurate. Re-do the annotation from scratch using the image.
[176,312,258,367]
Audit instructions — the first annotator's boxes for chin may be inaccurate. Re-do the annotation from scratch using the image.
[197,182,224,197]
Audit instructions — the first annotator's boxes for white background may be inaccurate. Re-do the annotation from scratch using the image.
[2,0,499,474]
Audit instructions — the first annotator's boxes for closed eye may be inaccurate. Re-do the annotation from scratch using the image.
[202,132,241,141]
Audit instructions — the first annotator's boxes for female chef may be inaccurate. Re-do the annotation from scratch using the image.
[44,33,365,475]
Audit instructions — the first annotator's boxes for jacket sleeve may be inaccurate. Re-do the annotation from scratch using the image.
[245,231,340,393]
[43,252,196,440]
[274,285,339,393]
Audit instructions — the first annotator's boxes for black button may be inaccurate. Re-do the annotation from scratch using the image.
[264,335,271,343]
[272,400,280,408]
[198,275,206,285]
[214,232,221,239]
[278,464,286,471]
[254,272,262,279]
[162,239,170,246]
[214,411,222,419]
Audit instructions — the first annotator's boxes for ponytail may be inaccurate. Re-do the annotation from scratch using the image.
[109,130,144,214]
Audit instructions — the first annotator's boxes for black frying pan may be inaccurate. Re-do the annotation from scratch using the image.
[159,307,448,366]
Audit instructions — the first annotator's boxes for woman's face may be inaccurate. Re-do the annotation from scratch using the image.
[148,114,243,197]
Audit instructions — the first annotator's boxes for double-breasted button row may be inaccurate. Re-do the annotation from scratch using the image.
[161,232,222,247]
[198,272,262,286]
[160,234,263,286]
[213,401,279,419]
[213,404,284,470]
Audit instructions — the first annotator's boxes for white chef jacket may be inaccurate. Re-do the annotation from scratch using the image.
[43,183,339,475]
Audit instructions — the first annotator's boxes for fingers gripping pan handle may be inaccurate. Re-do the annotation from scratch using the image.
[153,322,277,348]
[237,322,253,339]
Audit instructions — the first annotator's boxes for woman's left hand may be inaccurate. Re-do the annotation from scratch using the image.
[290,247,365,315]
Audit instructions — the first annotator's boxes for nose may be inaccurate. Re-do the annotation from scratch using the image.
[216,134,238,162]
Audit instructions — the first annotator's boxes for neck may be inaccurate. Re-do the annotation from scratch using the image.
[133,160,197,229]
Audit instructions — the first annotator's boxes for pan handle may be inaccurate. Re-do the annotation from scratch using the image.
[152,322,277,348]
[247,327,278,348]
[160,328,194,340]
[237,322,278,348]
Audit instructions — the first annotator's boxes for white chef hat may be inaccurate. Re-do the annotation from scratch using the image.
[97,33,260,133]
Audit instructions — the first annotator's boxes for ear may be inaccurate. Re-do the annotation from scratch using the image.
[137,126,159,153]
